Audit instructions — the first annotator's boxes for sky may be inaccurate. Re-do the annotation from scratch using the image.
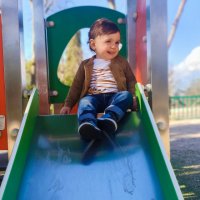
[168,0,200,66]
[23,0,200,68]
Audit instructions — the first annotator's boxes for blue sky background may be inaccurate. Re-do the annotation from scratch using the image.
[23,0,200,68]
[168,0,200,66]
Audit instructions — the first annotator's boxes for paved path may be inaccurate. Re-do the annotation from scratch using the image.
[170,119,200,200]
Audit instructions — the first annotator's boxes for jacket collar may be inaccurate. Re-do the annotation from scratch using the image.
[85,55,96,68]
[85,55,121,68]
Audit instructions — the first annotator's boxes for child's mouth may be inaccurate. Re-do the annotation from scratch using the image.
[107,51,116,55]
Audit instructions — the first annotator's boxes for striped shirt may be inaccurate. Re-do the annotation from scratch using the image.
[88,58,118,94]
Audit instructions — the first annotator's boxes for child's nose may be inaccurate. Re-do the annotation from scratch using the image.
[111,43,117,48]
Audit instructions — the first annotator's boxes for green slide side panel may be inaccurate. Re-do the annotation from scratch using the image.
[46,6,127,104]
[0,88,39,200]
[135,83,183,200]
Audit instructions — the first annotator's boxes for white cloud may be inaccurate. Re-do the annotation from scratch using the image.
[175,46,200,72]
[171,46,200,94]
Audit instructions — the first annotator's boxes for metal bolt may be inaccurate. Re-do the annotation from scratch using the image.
[46,21,55,27]
[157,121,167,131]
[10,128,19,137]
[117,18,126,24]
[23,89,32,98]
[50,90,58,97]
[133,12,138,21]
[142,35,147,43]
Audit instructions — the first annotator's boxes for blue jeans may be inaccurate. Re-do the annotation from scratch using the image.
[78,91,133,125]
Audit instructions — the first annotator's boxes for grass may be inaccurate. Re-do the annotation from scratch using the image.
[172,162,200,199]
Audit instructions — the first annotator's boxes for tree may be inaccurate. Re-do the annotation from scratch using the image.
[58,32,83,86]
[27,0,82,87]
[185,79,200,95]
[168,68,176,96]
[25,59,35,89]
[107,0,116,9]
[168,0,187,48]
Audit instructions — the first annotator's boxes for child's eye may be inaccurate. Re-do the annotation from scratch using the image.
[105,40,111,43]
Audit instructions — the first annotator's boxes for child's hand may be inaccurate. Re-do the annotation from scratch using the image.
[60,106,71,114]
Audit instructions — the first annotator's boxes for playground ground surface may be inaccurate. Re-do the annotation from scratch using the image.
[170,119,200,200]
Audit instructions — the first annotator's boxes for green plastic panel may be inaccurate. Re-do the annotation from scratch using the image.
[0,85,183,199]
[135,84,183,199]
[46,6,127,104]
[0,88,39,200]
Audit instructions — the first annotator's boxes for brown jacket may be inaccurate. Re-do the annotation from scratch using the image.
[65,55,137,108]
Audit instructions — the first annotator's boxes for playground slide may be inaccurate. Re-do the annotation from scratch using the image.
[0,84,183,200]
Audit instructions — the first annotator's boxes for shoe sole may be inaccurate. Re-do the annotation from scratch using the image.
[79,123,103,141]
[97,118,117,134]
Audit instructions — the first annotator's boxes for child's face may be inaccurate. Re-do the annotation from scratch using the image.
[90,32,121,60]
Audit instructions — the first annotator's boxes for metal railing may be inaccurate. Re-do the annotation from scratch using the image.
[169,95,200,120]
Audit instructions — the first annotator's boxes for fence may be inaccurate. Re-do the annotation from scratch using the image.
[169,95,200,120]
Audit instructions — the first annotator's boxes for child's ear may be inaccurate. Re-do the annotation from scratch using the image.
[89,39,95,51]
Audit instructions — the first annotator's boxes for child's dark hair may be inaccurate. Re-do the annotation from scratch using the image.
[89,18,120,42]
